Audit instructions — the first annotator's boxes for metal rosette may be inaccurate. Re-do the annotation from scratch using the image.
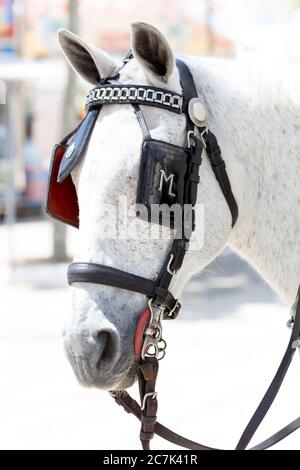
[188,97,208,127]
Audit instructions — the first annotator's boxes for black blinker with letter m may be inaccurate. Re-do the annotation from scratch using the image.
[136,139,189,228]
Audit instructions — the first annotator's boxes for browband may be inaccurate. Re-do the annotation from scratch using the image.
[86,84,183,114]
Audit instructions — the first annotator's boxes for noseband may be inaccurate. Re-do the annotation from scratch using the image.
[46,53,300,450]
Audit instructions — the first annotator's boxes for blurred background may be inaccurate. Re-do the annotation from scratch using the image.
[1,0,300,450]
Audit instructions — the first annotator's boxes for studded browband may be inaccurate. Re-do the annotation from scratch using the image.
[86,84,183,113]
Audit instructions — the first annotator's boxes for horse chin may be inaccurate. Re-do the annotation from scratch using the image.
[75,363,138,391]
[72,367,137,391]
[64,345,138,391]
[92,363,137,391]
[114,363,138,390]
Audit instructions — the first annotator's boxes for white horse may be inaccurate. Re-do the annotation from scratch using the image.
[58,22,300,390]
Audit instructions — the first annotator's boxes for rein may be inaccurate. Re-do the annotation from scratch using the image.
[46,52,300,450]
[111,293,300,450]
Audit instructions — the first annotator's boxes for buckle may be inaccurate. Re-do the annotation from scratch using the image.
[165,299,181,320]
[122,50,134,64]
[166,254,177,275]
[286,304,300,352]
[141,392,157,411]
[199,126,208,148]
[187,130,196,148]
[287,299,297,329]
[291,339,300,350]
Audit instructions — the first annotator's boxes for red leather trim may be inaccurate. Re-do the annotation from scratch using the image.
[46,144,79,228]
[134,307,151,360]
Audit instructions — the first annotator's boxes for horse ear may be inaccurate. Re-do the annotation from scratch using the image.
[130,22,175,83]
[57,29,119,84]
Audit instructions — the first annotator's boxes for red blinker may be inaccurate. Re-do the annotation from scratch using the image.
[134,307,151,360]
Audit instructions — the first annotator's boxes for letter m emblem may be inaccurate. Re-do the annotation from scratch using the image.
[158,169,176,197]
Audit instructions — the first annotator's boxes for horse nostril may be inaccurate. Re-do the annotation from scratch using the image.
[92,329,120,371]
[95,331,110,362]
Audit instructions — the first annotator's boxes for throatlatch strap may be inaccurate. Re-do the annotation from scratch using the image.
[176,58,238,228]
[202,129,238,227]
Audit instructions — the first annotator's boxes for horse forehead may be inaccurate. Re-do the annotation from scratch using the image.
[80,105,185,175]
[91,107,141,151]
[73,108,141,181]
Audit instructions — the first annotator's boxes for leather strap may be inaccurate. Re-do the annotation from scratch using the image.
[132,104,151,140]
[67,262,178,312]
[68,262,156,296]
[185,137,204,209]
[111,389,300,451]
[202,129,239,227]
[176,58,238,228]
[110,390,217,450]
[138,359,159,449]
[176,58,198,125]
[250,417,300,450]
[110,291,300,450]
[235,285,300,449]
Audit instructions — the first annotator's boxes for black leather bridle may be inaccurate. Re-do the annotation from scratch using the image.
[47,53,300,450]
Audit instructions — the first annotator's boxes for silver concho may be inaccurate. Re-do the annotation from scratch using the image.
[188,98,207,126]
[66,142,76,159]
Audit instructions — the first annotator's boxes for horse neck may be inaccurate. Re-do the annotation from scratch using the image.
[192,58,300,304]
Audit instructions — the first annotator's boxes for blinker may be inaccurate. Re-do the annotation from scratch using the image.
[136,139,189,229]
